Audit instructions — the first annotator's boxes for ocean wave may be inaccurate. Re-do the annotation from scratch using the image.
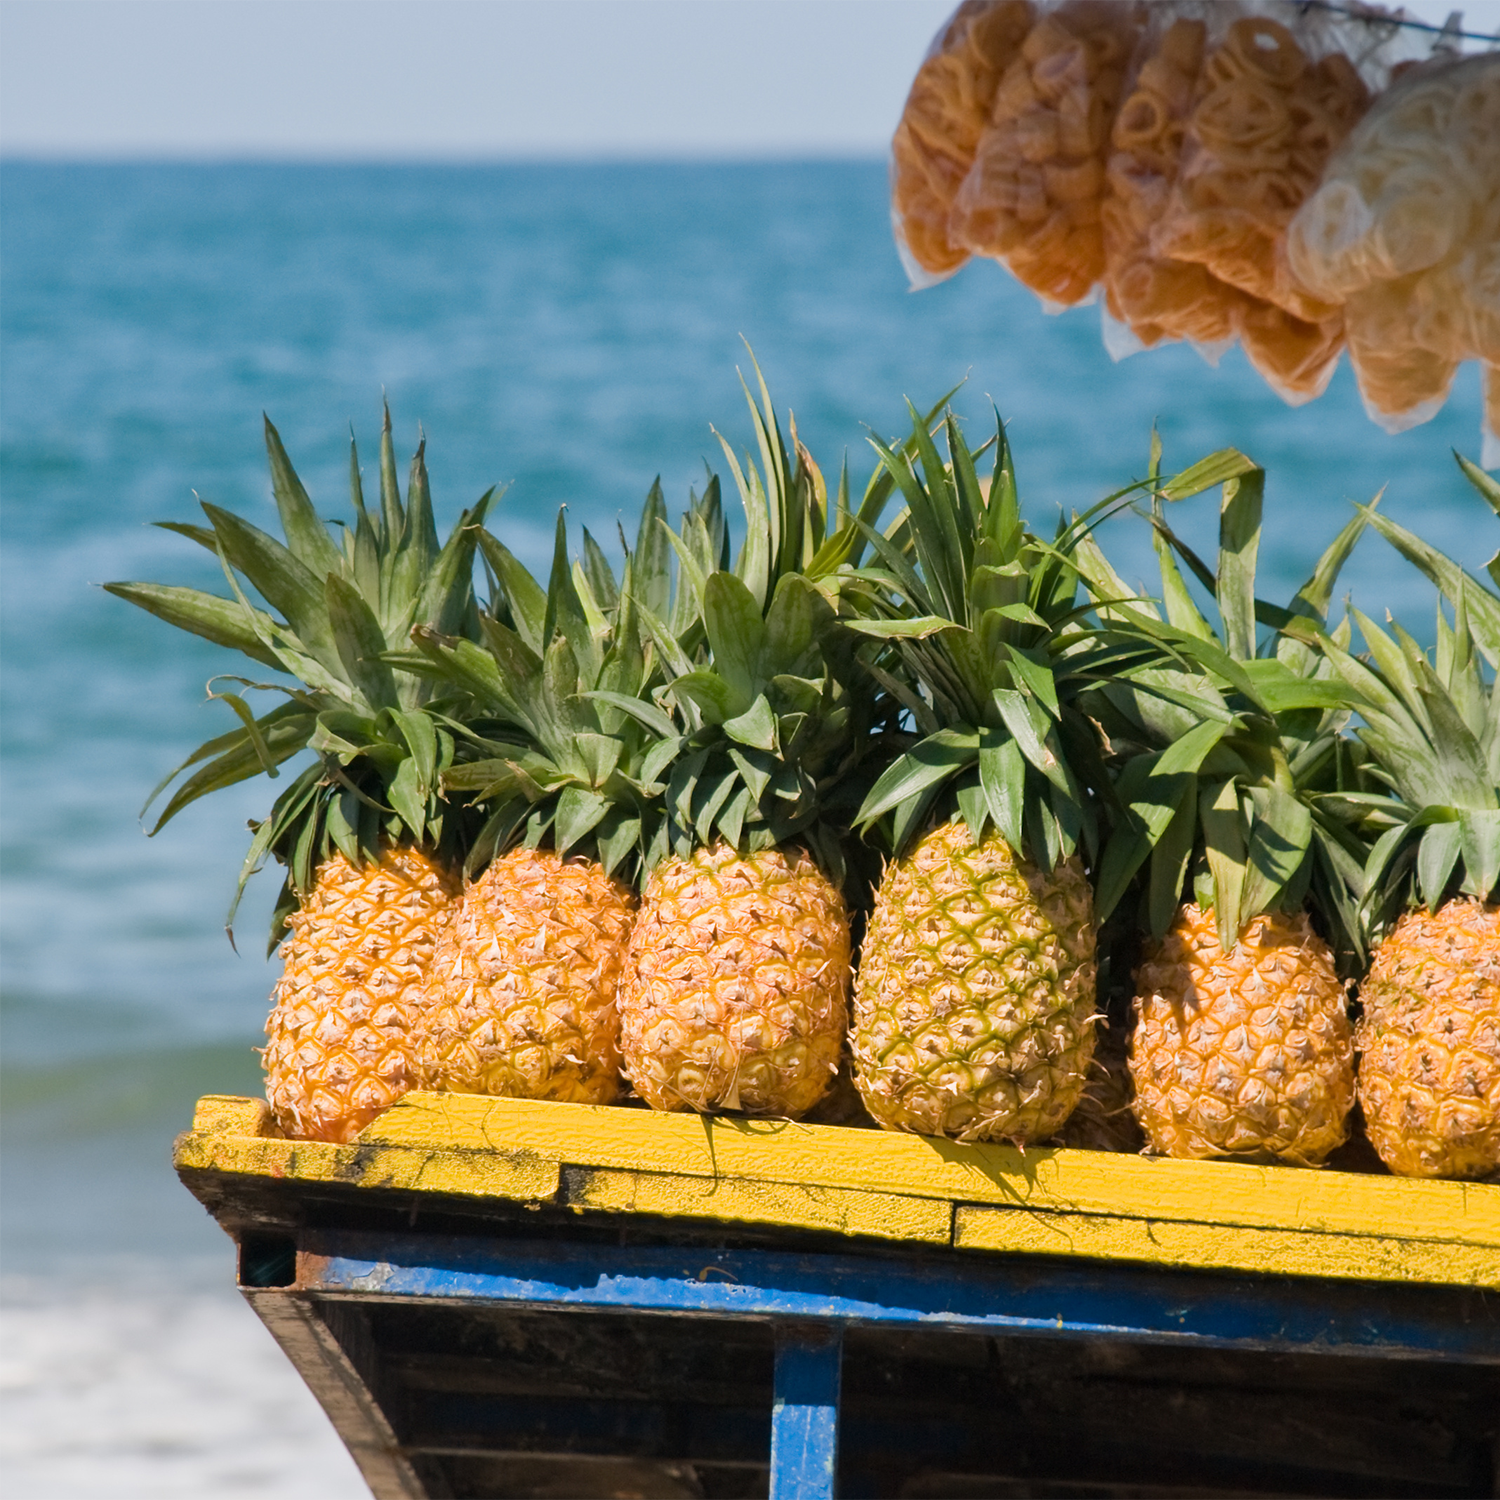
[1,1266,366,1498]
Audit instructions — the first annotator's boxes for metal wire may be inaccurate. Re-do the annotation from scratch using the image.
[1295,1,1500,44]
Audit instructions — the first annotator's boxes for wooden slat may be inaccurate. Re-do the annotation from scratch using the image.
[174,1093,1500,1286]
[177,1121,561,1205]
[953,1205,1500,1289]
[359,1092,1500,1250]
[565,1166,952,1245]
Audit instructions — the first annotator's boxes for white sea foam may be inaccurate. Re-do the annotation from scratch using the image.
[0,1268,368,1498]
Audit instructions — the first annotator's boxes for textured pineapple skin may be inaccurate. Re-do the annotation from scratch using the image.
[415,846,636,1105]
[1129,904,1355,1164]
[852,822,1098,1143]
[1357,899,1500,1179]
[618,844,850,1117]
[263,845,459,1144]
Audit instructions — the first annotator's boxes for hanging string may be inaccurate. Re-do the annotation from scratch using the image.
[1295,2,1500,44]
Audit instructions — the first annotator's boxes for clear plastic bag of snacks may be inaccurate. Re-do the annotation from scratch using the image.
[1154,5,1381,311]
[1288,51,1500,446]
[1102,6,1251,352]
[890,1,1037,285]
[1144,2,1418,401]
[948,0,1147,308]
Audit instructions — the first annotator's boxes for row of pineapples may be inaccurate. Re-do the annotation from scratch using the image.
[109,373,1500,1181]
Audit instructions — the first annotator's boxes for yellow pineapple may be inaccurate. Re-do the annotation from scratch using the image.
[608,365,868,1118]
[1357,901,1500,1177]
[109,408,492,1140]
[417,846,635,1104]
[1077,453,1369,1164]
[265,846,459,1142]
[1319,553,1500,1178]
[405,484,697,1105]
[620,843,849,1115]
[1130,904,1354,1162]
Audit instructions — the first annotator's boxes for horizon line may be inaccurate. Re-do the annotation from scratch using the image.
[0,148,891,167]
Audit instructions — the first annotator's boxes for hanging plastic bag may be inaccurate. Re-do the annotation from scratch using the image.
[948,0,1147,308]
[890,1,1038,284]
[1153,8,1376,313]
[1102,8,1252,351]
[1146,4,1412,401]
[1288,50,1500,446]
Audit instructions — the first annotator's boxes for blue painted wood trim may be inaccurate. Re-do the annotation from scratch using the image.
[294,1230,1500,1363]
[771,1324,842,1500]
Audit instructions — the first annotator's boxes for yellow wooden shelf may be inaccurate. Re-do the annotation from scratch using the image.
[176,1091,1500,1289]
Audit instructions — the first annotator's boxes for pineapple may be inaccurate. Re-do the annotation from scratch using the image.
[1077,449,1369,1165]
[419,846,634,1104]
[107,409,489,1141]
[855,821,1096,1140]
[623,842,850,1116]
[1317,487,1500,1178]
[264,845,458,1140]
[610,364,878,1117]
[843,407,1182,1142]
[1129,903,1353,1162]
[403,490,687,1104]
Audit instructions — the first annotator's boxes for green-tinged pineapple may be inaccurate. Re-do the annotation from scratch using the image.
[843,407,1182,1142]
[857,821,1096,1140]
[403,490,683,1104]
[1077,448,1368,1165]
[107,409,490,1141]
[1320,473,1500,1177]
[613,363,880,1117]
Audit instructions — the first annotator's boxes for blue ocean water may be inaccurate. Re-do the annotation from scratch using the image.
[0,161,1492,1271]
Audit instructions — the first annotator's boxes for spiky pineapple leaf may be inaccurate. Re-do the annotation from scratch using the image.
[102,581,286,671]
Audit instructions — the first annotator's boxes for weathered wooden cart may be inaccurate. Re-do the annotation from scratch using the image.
[176,1092,1500,1499]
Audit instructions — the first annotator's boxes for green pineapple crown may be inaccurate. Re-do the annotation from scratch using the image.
[1356,452,1500,671]
[402,470,711,886]
[844,403,1203,872]
[1077,440,1374,959]
[1317,454,1500,926]
[1328,602,1499,925]
[616,359,893,887]
[106,406,492,948]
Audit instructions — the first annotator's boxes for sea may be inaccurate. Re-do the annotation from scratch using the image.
[0,159,1492,1496]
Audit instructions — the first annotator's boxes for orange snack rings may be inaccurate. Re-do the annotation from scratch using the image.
[950,0,1145,307]
[1240,302,1345,401]
[891,1,1036,282]
[1101,12,1253,350]
[1154,13,1371,327]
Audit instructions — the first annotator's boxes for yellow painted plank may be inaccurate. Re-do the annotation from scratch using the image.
[174,1128,560,1204]
[360,1092,1500,1249]
[192,1094,276,1135]
[954,1205,1500,1288]
[567,1166,953,1245]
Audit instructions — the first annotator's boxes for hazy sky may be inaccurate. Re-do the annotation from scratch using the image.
[2,0,1496,159]
[1,0,953,157]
